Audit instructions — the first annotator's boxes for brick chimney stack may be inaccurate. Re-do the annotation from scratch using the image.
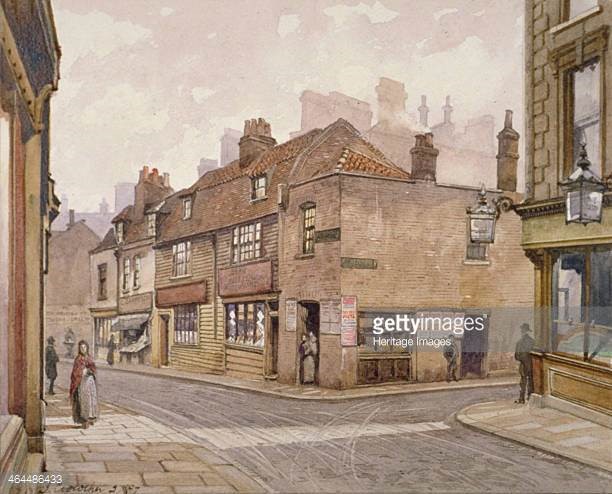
[134,165,174,217]
[410,133,439,181]
[239,118,276,166]
[418,95,429,127]
[496,110,520,192]
[375,77,407,126]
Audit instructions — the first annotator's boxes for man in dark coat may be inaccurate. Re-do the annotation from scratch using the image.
[515,323,535,404]
[106,334,116,366]
[45,336,59,395]
[443,334,459,382]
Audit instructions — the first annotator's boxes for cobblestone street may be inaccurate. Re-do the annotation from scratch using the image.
[44,362,612,493]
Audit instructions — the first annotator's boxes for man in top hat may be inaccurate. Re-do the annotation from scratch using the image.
[514,323,535,404]
[45,336,60,395]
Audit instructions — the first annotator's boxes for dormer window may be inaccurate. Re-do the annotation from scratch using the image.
[182,197,192,220]
[147,213,156,236]
[116,222,124,243]
[251,175,267,200]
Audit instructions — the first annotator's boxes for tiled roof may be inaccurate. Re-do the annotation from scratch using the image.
[112,205,133,223]
[158,118,409,243]
[91,227,117,254]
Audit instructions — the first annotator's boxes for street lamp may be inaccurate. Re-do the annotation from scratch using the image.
[467,185,497,244]
[560,144,605,225]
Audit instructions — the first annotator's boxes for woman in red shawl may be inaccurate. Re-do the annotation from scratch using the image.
[70,340,99,429]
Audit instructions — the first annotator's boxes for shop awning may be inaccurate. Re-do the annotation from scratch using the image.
[119,334,150,354]
[111,314,149,332]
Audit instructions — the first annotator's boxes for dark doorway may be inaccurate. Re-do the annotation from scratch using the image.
[266,315,279,377]
[461,316,488,378]
[298,302,320,385]
[160,315,169,367]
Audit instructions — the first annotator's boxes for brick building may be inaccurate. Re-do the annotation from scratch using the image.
[0,0,60,479]
[518,0,611,419]
[152,112,533,389]
[103,166,174,364]
[46,213,100,353]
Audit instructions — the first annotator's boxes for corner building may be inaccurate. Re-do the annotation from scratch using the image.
[520,0,611,418]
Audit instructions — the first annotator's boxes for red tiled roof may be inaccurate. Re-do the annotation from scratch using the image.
[158,119,409,243]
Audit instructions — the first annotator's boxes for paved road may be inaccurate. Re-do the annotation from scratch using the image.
[56,362,611,493]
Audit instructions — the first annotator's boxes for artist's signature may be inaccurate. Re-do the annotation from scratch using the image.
[39,485,139,493]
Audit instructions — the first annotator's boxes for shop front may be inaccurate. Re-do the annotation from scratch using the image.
[219,260,278,379]
[111,313,150,364]
[92,309,117,361]
[520,204,612,419]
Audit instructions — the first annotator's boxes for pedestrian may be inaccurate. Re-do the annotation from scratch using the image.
[64,328,75,358]
[443,334,459,382]
[106,334,116,366]
[298,334,307,384]
[302,332,318,385]
[45,336,59,395]
[70,340,99,429]
[514,323,534,404]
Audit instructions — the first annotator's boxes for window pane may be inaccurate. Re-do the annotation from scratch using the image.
[552,252,586,358]
[588,248,612,366]
[573,61,600,176]
[254,303,265,347]
[569,0,598,18]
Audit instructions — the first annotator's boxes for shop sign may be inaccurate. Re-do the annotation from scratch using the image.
[320,299,341,334]
[285,299,297,332]
[218,260,272,297]
[341,295,358,346]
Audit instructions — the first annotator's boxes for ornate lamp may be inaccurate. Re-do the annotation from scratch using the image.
[467,185,497,244]
[560,144,605,225]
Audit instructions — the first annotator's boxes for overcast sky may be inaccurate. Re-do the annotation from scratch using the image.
[51,0,524,212]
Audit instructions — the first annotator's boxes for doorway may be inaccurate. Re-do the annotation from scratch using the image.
[266,315,279,377]
[160,315,169,367]
[461,316,488,378]
[298,302,320,385]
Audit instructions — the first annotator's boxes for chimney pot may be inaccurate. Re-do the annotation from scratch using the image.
[496,110,520,191]
[410,133,439,181]
[68,209,75,227]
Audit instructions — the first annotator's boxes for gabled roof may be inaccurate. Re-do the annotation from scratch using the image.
[91,227,117,254]
[158,118,409,244]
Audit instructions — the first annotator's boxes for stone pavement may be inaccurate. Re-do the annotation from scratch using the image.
[457,399,612,473]
[43,390,267,493]
[78,358,517,401]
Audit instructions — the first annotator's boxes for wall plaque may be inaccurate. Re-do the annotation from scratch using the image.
[341,257,378,269]
[320,299,341,334]
[218,260,272,297]
[286,299,297,332]
[341,295,358,346]
[315,228,341,243]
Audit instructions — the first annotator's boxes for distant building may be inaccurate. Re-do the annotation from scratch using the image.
[220,128,242,166]
[290,90,373,138]
[198,158,218,177]
[54,183,136,237]
[46,213,101,352]
[115,182,136,214]
[0,0,61,476]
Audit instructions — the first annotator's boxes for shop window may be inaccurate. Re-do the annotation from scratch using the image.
[567,59,601,177]
[97,263,107,300]
[94,318,113,349]
[133,255,141,289]
[116,222,124,243]
[251,175,267,200]
[172,240,191,277]
[174,304,198,345]
[302,204,316,254]
[182,197,192,220]
[552,247,612,367]
[122,257,130,291]
[226,302,265,348]
[232,222,262,263]
[147,213,156,236]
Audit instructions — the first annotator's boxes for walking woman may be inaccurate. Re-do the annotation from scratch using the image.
[70,340,99,429]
